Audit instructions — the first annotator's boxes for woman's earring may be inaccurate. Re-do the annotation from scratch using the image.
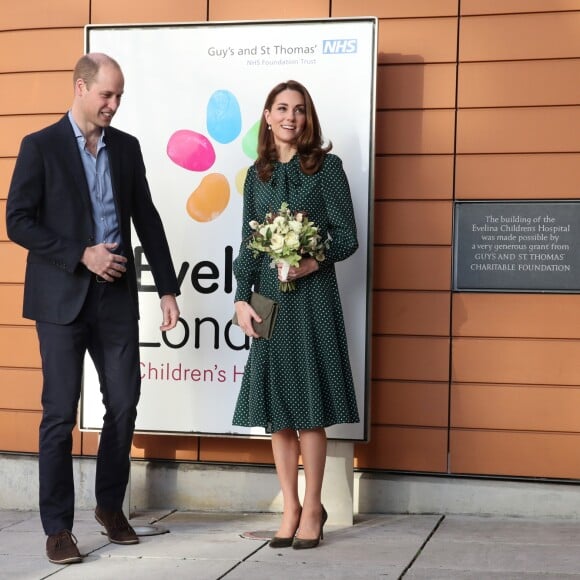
[267,124,272,131]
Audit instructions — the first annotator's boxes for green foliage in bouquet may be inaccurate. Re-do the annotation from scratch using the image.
[247,202,329,291]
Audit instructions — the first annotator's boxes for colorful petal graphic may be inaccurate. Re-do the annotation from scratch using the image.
[167,129,216,171]
[242,120,260,160]
[206,90,242,144]
[186,173,230,222]
[235,166,249,194]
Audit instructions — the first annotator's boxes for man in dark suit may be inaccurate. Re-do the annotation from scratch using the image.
[6,53,181,565]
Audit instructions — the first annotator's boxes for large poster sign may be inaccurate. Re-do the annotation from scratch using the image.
[81,18,376,440]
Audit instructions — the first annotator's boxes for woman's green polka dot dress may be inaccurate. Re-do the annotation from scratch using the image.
[232,153,360,433]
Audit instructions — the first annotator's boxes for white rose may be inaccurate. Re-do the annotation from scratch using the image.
[289,220,302,233]
[285,231,300,250]
[270,233,285,252]
[273,216,286,228]
[249,220,259,230]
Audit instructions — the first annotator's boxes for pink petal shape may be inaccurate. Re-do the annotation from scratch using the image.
[167,129,216,171]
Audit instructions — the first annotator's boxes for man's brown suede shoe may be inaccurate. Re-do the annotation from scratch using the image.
[46,530,83,564]
[95,506,139,545]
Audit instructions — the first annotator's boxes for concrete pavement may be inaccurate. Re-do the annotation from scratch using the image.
[2,508,580,579]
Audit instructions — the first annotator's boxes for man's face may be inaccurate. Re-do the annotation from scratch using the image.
[78,63,124,129]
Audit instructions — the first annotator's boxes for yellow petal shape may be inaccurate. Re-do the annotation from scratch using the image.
[235,166,249,194]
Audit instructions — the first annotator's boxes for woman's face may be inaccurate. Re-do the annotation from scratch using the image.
[264,89,306,147]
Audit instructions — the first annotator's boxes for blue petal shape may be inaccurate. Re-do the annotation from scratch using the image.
[206,90,242,144]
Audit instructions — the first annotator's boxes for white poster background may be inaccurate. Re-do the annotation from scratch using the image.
[81,18,376,440]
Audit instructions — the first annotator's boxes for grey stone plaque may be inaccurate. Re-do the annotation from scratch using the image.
[454,201,580,292]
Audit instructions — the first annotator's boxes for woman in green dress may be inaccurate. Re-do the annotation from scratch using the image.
[233,80,359,549]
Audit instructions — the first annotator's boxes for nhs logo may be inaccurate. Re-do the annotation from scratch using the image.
[322,39,358,54]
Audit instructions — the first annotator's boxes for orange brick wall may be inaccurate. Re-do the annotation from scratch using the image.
[2,0,580,480]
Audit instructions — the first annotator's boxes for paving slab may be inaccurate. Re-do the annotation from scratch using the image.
[236,513,439,580]
[0,555,60,580]
[152,509,281,535]
[0,510,37,531]
[91,531,263,561]
[433,515,580,545]
[50,555,240,579]
[405,570,580,580]
[226,559,404,579]
[412,515,580,577]
[4,510,580,579]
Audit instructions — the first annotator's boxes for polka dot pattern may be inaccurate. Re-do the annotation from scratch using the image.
[232,154,360,433]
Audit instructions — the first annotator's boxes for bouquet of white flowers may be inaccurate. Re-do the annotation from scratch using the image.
[248,202,328,291]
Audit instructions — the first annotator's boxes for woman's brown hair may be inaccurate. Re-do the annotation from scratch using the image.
[255,80,332,182]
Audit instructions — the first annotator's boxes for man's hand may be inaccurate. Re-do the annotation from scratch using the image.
[81,243,127,281]
[160,294,180,331]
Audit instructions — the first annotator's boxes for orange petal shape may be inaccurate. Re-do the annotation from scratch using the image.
[186,173,230,222]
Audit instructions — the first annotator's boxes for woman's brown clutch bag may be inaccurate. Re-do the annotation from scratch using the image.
[232,292,279,339]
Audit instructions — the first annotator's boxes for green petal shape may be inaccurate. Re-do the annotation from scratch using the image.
[242,120,260,160]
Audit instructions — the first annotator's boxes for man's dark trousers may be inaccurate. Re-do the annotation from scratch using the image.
[36,276,140,535]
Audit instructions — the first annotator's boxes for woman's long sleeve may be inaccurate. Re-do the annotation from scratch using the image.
[320,154,359,267]
[233,166,262,302]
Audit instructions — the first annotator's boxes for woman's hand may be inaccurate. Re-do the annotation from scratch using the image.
[277,257,319,282]
[234,300,261,339]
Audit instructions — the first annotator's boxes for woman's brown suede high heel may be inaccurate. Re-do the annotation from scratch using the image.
[292,505,328,550]
[269,509,302,548]
[269,532,297,549]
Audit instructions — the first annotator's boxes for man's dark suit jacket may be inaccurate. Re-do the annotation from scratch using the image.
[6,115,180,324]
